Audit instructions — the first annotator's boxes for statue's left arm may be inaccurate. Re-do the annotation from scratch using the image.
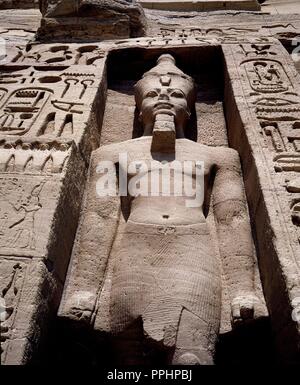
[212,148,260,327]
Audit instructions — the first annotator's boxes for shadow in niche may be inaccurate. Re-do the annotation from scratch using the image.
[107,46,223,143]
[40,316,173,366]
[41,314,276,365]
[215,317,276,365]
[38,317,112,366]
[132,107,143,138]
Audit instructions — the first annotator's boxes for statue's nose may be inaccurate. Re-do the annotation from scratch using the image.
[158,91,169,101]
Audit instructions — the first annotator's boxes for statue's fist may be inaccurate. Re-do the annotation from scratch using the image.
[62,291,96,324]
[231,293,261,327]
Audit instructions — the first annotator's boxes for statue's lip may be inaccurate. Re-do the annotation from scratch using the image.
[154,102,173,109]
[153,110,174,117]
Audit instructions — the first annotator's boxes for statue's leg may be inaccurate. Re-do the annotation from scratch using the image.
[171,308,217,365]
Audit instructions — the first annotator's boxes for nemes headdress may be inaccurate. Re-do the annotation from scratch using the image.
[135,54,197,110]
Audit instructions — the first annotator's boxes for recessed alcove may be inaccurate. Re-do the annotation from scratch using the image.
[102,46,227,146]
[37,45,276,366]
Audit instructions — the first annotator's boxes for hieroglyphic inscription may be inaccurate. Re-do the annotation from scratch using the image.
[239,43,300,230]
[0,63,102,140]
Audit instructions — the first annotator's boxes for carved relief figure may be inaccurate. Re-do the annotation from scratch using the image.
[0,88,6,104]
[60,54,261,365]
[0,179,44,249]
[0,262,24,362]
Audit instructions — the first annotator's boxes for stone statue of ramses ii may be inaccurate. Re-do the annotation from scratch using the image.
[59,54,263,365]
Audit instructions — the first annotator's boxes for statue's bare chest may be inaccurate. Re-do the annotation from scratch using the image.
[122,147,216,179]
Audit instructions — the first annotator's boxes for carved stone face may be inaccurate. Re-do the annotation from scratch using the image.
[135,54,196,137]
[139,76,190,134]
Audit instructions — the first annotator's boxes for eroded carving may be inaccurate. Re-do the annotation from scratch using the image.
[254,97,300,119]
[243,59,291,93]
[17,44,105,66]
[0,179,45,249]
[38,0,146,40]
[0,261,25,363]
[291,200,300,226]
[261,122,285,152]
[0,65,100,140]
[274,153,300,172]
[0,144,70,173]
[240,44,277,57]
[0,88,52,135]
[0,87,7,103]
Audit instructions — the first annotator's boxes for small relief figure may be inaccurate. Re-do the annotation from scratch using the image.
[0,88,7,103]
[0,207,9,237]
[0,180,45,250]
[0,263,23,362]
[60,54,263,365]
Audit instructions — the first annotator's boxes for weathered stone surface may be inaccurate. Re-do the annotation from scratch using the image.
[38,0,147,41]
[0,39,108,364]
[139,0,261,12]
[0,0,39,8]
[0,0,300,367]
[262,0,300,14]
[223,40,300,363]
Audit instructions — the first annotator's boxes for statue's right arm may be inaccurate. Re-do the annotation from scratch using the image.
[58,147,120,324]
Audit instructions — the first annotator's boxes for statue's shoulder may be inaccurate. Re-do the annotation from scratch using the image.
[91,137,150,162]
[211,146,241,168]
[189,142,240,165]
[91,140,132,160]
[188,141,239,158]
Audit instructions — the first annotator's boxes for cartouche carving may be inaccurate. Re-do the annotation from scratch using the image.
[243,59,291,93]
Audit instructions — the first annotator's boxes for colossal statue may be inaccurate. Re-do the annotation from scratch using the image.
[59,54,262,364]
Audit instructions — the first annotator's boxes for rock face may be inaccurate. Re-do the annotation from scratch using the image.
[0,0,38,8]
[38,0,147,40]
[139,0,261,12]
[1,0,300,367]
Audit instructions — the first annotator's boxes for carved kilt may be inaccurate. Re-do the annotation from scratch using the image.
[108,220,222,345]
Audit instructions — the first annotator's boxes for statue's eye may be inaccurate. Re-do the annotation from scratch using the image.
[145,90,158,98]
[170,90,185,98]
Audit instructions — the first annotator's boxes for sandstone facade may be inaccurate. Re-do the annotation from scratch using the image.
[0,0,39,8]
[0,0,300,365]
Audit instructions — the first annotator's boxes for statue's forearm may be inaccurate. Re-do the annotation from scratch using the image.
[59,155,120,319]
[214,199,255,300]
[221,249,255,299]
[59,203,119,320]
[70,209,119,295]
